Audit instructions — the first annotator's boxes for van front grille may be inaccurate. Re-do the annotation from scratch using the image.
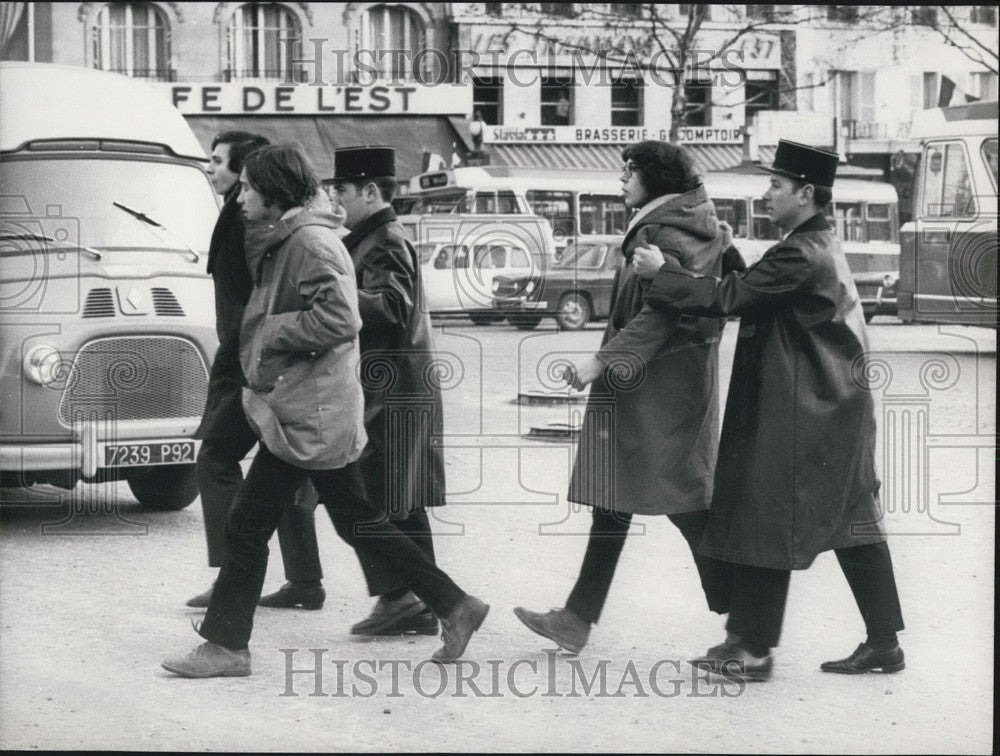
[82,288,115,318]
[152,287,185,316]
[58,336,208,424]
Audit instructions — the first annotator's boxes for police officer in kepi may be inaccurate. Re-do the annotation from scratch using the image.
[630,139,905,682]
[327,146,449,637]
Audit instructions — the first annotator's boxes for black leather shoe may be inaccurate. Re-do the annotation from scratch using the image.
[821,642,905,674]
[700,643,773,683]
[689,633,741,668]
[185,585,214,608]
[258,581,325,610]
[513,606,590,655]
[351,592,432,635]
[431,595,490,663]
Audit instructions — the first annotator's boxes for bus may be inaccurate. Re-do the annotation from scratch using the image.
[405,166,627,249]
[411,166,903,323]
[898,100,998,327]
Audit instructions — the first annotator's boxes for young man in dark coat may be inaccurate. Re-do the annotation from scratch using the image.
[163,144,488,678]
[631,140,905,681]
[188,131,325,610]
[327,146,447,637]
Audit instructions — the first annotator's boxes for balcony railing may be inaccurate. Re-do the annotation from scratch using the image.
[103,67,176,82]
[224,68,309,83]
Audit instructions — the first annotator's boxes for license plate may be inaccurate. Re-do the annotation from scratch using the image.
[103,440,197,468]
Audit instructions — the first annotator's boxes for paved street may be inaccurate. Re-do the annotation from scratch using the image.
[0,320,994,753]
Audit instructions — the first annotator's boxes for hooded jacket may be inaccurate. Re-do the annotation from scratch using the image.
[239,206,367,470]
[568,184,728,515]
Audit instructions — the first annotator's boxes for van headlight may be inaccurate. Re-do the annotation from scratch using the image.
[492,279,501,293]
[23,344,64,386]
[525,281,536,294]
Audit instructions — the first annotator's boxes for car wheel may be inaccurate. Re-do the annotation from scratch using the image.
[556,293,592,331]
[126,464,198,510]
[508,315,542,330]
[469,312,503,325]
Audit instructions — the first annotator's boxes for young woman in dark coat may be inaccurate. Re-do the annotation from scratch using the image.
[514,141,742,654]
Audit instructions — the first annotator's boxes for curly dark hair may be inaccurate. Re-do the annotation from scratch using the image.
[621,141,702,197]
[211,130,269,173]
[242,143,319,211]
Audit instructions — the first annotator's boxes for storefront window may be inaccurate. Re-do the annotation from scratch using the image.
[611,78,643,126]
[745,73,779,117]
[227,3,299,81]
[473,75,504,124]
[93,2,171,80]
[541,75,574,126]
[361,3,426,81]
[684,81,710,127]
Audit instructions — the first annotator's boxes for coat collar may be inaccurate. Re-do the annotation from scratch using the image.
[343,207,397,250]
[787,210,830,236]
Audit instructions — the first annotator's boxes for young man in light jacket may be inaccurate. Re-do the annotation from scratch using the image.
[162,144,488,678]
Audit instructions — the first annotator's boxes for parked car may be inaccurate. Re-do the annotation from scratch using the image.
[0,63,219,510]
[398,213,556,321]
[493,235,623,330]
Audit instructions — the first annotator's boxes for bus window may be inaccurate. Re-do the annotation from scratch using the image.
[415,189,469,214]
[496,190,521,214]
[580,194,626,235]
[527,190,575,239]
[923,142,975,217]
[982,138,998,192]
[556,242,609,269]
[433,247,451,269]
[473,192,497,213]
[751,199,780,240]
[866,203,894,242]
[454,246,470,268]
[712,198,749,237]
[835,202,865,242]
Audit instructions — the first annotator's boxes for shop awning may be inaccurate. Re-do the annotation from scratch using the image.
[486,142,771,174]
[186,115,468,181]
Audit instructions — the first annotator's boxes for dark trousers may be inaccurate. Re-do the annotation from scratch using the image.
[196,413,322,583]
[335,509,436,597]
[565,508,731,625]
[726,541,905,649]
[199,445,466,650]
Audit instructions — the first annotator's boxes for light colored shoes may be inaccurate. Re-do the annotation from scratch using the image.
[162,641,251,678]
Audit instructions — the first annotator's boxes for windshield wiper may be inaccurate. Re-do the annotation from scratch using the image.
[0,232,103,260]
[112,201,200,263]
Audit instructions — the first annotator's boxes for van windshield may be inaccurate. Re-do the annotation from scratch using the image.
[0,157,218,251]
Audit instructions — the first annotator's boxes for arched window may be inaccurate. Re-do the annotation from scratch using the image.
[227,2,300,81]
[360,4,426,81]
[92,3,171,80]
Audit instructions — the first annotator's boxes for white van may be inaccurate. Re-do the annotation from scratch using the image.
[0,63,219,509]
[398,213,557,322]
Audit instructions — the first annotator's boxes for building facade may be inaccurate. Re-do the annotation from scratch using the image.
[2,2,997,182]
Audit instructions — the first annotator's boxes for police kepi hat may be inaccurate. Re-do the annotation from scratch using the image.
[333,146,395,181]
[761,139,839,188]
